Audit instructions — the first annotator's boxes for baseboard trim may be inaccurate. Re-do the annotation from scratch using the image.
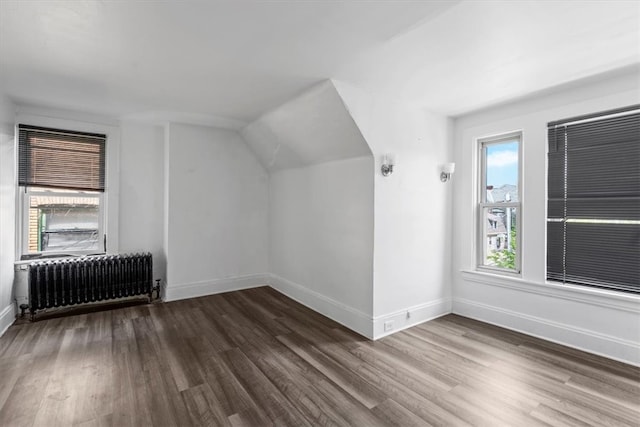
[268,274,374,339]
[453,297,640,367]
[372,298,452,340]
[164,274,269,302]
[0,304,16,337]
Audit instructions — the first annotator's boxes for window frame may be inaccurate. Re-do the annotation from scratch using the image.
[14,112,120,260]
[476,131,523,275]
[19,187,105,258]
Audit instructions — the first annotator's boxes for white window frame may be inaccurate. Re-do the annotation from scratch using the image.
[477,131,522,275]
[19,187,105,258]
[14,111,120,260]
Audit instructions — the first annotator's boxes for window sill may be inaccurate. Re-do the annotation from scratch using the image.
[14,253,107,268]
[460,270,640,313]
[476,265,521,278]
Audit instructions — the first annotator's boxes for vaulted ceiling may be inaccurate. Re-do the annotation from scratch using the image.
[1,1,638,127]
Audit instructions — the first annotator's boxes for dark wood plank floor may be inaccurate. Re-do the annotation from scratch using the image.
[0,286,638,426]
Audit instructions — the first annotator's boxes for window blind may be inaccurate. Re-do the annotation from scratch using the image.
[547,106,640,293]
[18,124,106,192]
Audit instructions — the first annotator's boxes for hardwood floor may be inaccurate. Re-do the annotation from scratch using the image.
[0,286,638,426]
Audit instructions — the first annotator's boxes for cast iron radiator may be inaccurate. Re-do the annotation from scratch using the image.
[28,253,155,318]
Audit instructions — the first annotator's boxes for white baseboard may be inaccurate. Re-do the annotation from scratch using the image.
[372,298,452,340]
[268,274,374,339]
[454,297,640,367]
[164,273,269,302]
[0,304,16,337]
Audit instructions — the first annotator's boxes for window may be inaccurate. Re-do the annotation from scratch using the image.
[547,106,639,293]
[478,132,521,273]
[18,124,106,258]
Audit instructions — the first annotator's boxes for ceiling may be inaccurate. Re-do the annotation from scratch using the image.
[335,0,640,116]
[1,1,638,127]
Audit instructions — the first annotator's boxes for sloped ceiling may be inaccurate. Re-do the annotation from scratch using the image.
[1,1,637,125]
[336,0,640,116]
[241,80,371,172]
[0,1,456,125]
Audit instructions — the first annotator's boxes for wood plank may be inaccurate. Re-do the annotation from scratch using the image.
[32,327,89,426]
[242,333,385,426]
[181,382,231,427]
[220,348,312,426]
[371,398,432,427]
[201,350,268,420]
[0,288,637,427]
[277,333,387,409]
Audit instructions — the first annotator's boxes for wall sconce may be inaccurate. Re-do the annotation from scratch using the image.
[440,162,455,182]
[381,154,395,177]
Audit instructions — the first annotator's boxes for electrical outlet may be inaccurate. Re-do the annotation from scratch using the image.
[384,321,394,332]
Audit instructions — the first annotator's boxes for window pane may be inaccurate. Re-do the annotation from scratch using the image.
[28,193,100,253]
[482,206,517,270]
[485,140,519,203]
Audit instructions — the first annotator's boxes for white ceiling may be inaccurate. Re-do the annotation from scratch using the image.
[335,0,640,116]
[0,1,638,127]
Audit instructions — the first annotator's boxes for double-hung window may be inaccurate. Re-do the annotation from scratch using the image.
[18,124,107,259]
[547,106,639,293]
[478,132,522,273]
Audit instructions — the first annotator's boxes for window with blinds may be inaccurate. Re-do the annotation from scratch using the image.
[17,124,107,257]
[18,124,106,192]
[547,106,640,293]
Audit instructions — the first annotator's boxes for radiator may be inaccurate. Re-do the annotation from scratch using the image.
[28,253,156,318]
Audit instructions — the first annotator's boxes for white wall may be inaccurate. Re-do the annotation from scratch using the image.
[241,80,376,337]
[119,122,166,284]
[164,123,269,300]
[452,69,640,365]
[241,81,371,172]
[269,156,374,337]
[334,81,454,338]
[0,96,15,335]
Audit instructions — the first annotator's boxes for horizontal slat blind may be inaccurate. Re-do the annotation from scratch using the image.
[18,125,106,192]
[564,223,639,293]
[547,106,640,293]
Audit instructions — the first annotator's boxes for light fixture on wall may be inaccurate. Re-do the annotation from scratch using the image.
[440,162,455,182]
[381,154,395,177]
